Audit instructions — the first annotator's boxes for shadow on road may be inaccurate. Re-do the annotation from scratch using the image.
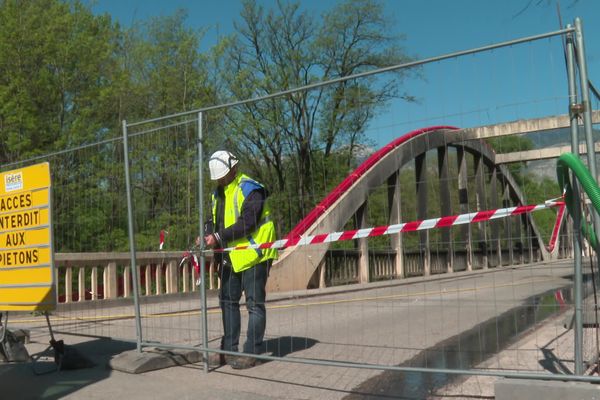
[261,335,318,360]
[2,337,135,400]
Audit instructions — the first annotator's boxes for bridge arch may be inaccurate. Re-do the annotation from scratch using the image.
[267,126,557,292]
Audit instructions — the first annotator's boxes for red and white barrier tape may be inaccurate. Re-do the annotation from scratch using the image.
[213,199,566,253]
[547,199,566,252]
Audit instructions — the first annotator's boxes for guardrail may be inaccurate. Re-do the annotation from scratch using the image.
[54,243,571,304]
[320,247,548,287]
[54,252,214,303]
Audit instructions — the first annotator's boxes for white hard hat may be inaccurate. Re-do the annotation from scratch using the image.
[208,150,239,180]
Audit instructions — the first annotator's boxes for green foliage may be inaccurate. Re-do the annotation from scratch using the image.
[214,0,417,228]
[522,175,563,240]
[486,135,534,182]
[0,0,561,257]
[0,0,224,252]
[0,0,117,161]
[486,135,533,154]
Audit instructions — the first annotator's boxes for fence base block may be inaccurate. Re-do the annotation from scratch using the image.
[109,347,202,374]
[495,378,600,400]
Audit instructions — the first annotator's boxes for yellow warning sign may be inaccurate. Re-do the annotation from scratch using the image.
[0,228,50,249]
[0,247,50,268]
[0,163,50,196]
[0,266,52,285]
[0,287,55,311]
[0,162,54,312]
[0,207,49,231]
[0,190,48,213]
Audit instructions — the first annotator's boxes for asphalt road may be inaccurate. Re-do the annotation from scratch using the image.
[2,259,581,399]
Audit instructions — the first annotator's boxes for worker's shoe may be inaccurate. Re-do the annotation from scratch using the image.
[226,355,259,370]
[206,352,226,368]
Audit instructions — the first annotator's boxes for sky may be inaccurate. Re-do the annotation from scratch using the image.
[87,0,600,147]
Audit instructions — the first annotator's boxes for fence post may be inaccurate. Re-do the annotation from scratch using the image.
[568,23,584,376]
[197,111,209,372]
[122,119,143,351]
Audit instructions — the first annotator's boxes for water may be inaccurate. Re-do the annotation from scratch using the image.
[343,286,573,400]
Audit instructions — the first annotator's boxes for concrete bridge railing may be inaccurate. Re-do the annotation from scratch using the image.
[53,243,572,305]
[54,252,214,303]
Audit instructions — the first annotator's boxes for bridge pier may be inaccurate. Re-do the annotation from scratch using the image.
[503,184,515,266]
[356,202,370,284]
[490,167,502,267]
[388,172,404,279]
[475,154,489,269]
[416,153,430,276]
[438,147,454,273]
[457,147,473,271]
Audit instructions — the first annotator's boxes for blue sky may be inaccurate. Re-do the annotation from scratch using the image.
[88,0,600,146]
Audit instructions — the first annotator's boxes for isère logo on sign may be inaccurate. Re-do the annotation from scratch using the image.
[5,172,23,192]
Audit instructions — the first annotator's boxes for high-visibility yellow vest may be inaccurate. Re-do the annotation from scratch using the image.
[211,173,277,272]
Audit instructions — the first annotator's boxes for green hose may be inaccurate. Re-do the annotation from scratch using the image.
[556,152,600,249]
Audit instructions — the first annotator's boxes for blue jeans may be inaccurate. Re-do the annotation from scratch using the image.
[219,260,270,354]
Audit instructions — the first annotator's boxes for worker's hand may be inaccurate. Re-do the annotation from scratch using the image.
[204,234,217,248]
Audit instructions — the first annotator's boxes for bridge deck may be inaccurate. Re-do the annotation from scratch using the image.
[4,259,586,399]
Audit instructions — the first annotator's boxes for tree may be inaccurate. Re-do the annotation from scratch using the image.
[214,0,417,230]
[0,0,127,252]
[486,135,534,185]
[0,0,117,162]
[0,1,218,252]
[114,11,219,250]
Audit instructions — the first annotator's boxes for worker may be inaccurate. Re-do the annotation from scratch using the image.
[201,150,277,369]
